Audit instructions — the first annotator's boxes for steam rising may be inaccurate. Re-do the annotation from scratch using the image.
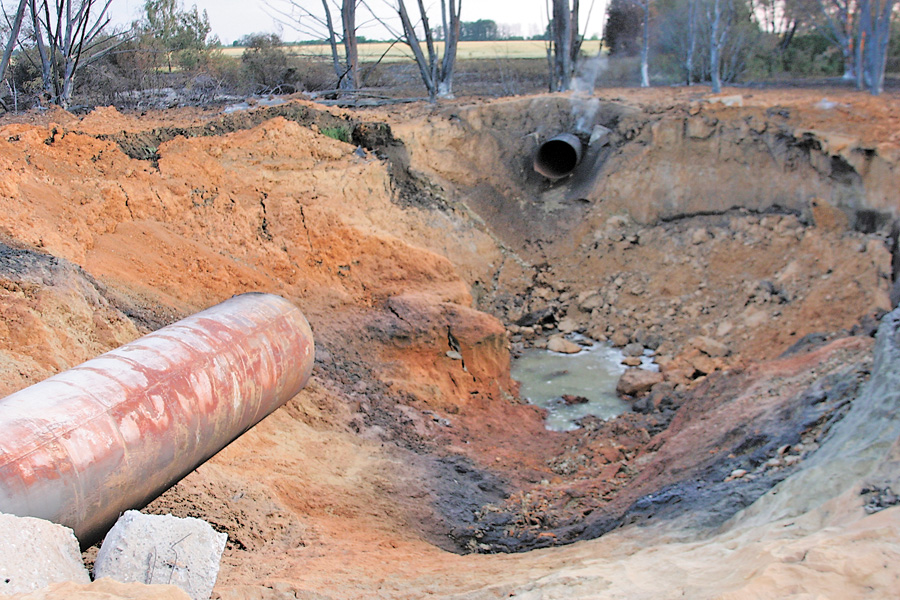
[571,54,608,134]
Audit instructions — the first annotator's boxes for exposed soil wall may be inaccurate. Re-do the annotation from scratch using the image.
[0,88,899,599]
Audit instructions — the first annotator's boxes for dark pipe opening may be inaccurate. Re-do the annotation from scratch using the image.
[534,134,584,179]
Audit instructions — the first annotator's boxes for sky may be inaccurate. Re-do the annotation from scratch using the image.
[108,0,608,46]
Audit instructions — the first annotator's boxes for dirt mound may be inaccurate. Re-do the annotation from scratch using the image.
[0,88,898,598]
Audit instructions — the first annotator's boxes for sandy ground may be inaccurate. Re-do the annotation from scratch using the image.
[0,85,899,598]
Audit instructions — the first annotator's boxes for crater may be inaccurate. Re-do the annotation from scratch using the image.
[0,90,897,597]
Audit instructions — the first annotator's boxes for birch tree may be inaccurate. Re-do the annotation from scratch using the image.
[368,0,461,100]
[0,0,28,85]
[28,0,117,108]
[636,0,650,86]
[855,0,895,94]
[265,0,359,90]
[707,0,733,93]
[548,0,581,90]
[685,0,697,83]
[817,0,858,79]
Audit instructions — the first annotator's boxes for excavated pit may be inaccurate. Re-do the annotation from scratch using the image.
[0,90,898,597]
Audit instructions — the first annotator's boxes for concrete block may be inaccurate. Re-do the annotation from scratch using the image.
[94,511,227,600]
[0,513,90,594]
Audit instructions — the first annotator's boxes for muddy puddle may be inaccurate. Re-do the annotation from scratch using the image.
[512,340,656,431]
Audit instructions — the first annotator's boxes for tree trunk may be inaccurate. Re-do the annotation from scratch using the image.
[817,0,857,81]
[397,0,436,99]
[867,0,895,95]
[570,0,580,67]
[552,0,572,90]
[0,0,29,85]
[856,0,870,90]
[686,0,696,85]
[341,0,358,90]
[640,0,650,87]
[415,0,438,89]
[841,41,854,80]
[438,0,461,98]
[321,0,344,84]
[26,0,114,107]
[710,0,723,93]
[30,0,54,102]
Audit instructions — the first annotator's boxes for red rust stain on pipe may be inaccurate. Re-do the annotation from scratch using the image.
[0,293,314,546]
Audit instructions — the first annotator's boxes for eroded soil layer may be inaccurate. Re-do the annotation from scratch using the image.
[0,88,898,598]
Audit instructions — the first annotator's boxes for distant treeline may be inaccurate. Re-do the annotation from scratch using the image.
[229,20,579,47]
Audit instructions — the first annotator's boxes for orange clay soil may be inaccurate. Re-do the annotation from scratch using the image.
[0,86,899,599]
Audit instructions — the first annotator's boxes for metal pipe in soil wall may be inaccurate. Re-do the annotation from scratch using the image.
[534,133,584,179]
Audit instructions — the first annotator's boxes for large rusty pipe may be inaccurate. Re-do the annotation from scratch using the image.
[0,293,314,547]
[533,133,584,179]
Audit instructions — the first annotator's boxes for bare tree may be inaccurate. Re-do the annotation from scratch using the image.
[855,0,895,94]
[707,0,734,93]
[817,0,858,79]
[635,0,650,86]
[685,0,697,84]
[547,0,581,90]
[265,0,359,90]
[27,0,117,108]
[367,0,461,100]
[341,0,358,89]
[0,0,28,85]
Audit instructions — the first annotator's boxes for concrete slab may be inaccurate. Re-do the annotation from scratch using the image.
[94,511,227,600]
[0,513,90,595]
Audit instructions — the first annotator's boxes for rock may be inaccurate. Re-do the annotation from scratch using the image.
[561,394,589,405]
[610,331,630,347]
[662,368,694,387]
[726,469,748,482]
[557,317,579,334]
[741,307,768,328]
[809,198,849,232]
[578,293,604,312]
[606,215,630,229]
[715,321,734,337]
[656,341,676,356]
[547,335,582,354]
[647,382,677,411]
[623,342,644,357]
[633,329,662,350]
[616,369,665,397]
[578,293,603,312]
[686,117,716,139]
[94,511,227,600]
[708,94,744,107]
[689,335,731,358]
[632,395,654,414]
[691,228,712,244]
[516,307,557,328]
[623,357,643,367]
[0,514,90,595]
[687,352,718,376]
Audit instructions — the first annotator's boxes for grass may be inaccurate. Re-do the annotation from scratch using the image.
[221,40,605,64]
[320,125,352,143]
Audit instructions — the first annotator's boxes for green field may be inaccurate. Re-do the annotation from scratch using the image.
[221,39,604,63]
